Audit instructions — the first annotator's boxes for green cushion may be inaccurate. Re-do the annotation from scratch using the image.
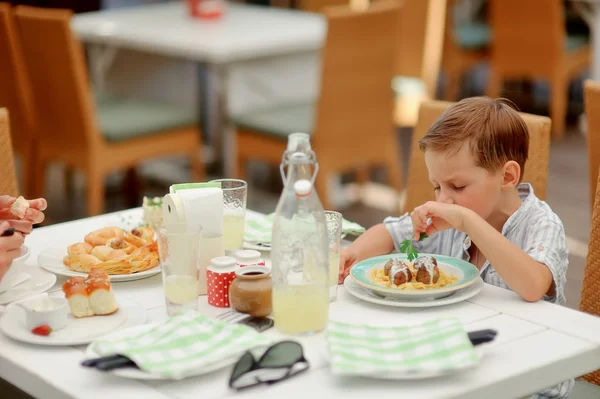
[571,380,600,399]
[566,35,589,52]
[96,95,198,142]
[456,21,491,50]
[392,76,427,97]
[230,102,314,140]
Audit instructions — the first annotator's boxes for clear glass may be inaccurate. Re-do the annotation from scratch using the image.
[325,211,342,302]
[157,224,202,316]
[271,133,329,335]
[211,179,247,253]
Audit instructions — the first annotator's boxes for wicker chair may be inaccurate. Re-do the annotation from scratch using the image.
[234,1,401,210]
[578,165,600,388]
[0,108,19,197]
[403,100,551,213]
[0,3,36,197]
[487,0,590,139]
[584,80,600,210]
[13,6,205,216]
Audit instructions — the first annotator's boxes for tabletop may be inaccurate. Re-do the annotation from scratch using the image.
[70,2,326,64]
[1,207,600,399]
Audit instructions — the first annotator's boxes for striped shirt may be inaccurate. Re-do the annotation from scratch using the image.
[384,183,571,399]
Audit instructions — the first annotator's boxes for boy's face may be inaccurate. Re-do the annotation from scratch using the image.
[424,143,504,221]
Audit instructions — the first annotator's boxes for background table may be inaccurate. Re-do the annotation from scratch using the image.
[1,208,600,398]
[71,2,325,172]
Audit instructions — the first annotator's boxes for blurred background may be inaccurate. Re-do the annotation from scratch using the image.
[0,0,595,310]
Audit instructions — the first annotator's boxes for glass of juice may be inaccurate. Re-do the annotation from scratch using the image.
[325,211,342,301]
[157,223,202,316]
[210,179,247,253]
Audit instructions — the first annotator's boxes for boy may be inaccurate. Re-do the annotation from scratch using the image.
[339,97,570,399]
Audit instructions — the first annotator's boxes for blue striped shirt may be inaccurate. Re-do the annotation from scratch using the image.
[384,183,571,399]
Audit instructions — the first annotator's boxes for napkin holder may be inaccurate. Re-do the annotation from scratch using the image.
[163,183,224,296]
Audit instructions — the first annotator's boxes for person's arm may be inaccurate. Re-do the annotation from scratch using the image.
[338,223,395,283]
[462,210,554,302]
[412,201,554,302]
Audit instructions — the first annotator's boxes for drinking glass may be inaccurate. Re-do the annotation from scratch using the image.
[325,211,342,302]
[211,179,247,253]
[157,224,202,316]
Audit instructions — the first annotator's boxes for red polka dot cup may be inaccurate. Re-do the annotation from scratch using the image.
[207,256,238,308]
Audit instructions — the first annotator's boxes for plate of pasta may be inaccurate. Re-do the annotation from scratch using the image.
[37,227,161,282]
[349,253,479,301]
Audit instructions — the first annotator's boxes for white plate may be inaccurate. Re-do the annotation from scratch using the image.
[38,247,161,282]
[83,324,239,380]
[0,266,56,305]
[243,242,271,252]
[344,275,484,308]
[0,297,145,346]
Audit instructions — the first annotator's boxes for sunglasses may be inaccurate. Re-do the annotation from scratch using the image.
[229,341,309,390]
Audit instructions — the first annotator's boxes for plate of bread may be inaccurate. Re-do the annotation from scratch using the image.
[37,226,161,282]
[0,270,145,346]
[350,253,479,301]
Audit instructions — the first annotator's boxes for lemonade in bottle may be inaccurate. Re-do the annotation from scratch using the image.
[271,133,329,335]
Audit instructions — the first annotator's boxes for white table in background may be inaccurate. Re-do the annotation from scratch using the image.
[1,208,600,399]
[71,2,325,171]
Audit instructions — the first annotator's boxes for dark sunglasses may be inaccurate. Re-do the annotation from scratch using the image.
[229,341,309,390]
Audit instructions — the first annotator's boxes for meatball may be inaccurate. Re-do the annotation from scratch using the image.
[414,256,440,284]
[384,258,412,286]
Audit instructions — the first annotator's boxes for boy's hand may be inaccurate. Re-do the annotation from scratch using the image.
[338,247,359,284]
[410,201,472,239]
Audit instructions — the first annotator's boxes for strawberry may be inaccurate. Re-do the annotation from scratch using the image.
[31,325,52,336]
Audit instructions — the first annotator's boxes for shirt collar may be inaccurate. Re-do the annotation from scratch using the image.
[501,183,535,235]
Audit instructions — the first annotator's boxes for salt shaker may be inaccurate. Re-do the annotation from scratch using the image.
[235,250,265,268]
[206,256,238,308]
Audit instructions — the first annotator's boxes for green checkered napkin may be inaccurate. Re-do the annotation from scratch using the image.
[89,312,272,380]
[245,214,366,244]
[327,318,480,377]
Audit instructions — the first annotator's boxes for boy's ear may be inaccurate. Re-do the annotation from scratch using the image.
[501,161,521,189]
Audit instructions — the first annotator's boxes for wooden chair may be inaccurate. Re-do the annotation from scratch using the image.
[297,0,348,13]
[0,109,19,197]
[13,6,205,216]
[578,165,600,388]
[403,100,551,213]
[392,0,446,127]
[441,0,490,101]
[487,0,590,139]
[297,0,446,128]
[584,80,600,210]
[234,1,401,210]
[0,3,37,197]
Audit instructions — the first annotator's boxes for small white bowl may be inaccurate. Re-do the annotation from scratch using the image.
[16,297,69,331]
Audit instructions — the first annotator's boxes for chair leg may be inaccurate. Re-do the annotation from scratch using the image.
[355,167,370,185]
[189,150,205,182]
[235,154,248,181]
[315,167,332,211]
[382,140,403,214]
[550,75,568,140]
[444,69,462,101]
[86,168,105,216]
[31,155,47,200]
[486,69,503,99]
[21,141,37,198]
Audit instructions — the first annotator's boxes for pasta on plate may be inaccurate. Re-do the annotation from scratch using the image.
[370,256,458,290]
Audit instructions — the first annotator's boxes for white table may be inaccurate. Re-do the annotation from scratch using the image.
[2,208,600,399]
[71,2,325,171]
